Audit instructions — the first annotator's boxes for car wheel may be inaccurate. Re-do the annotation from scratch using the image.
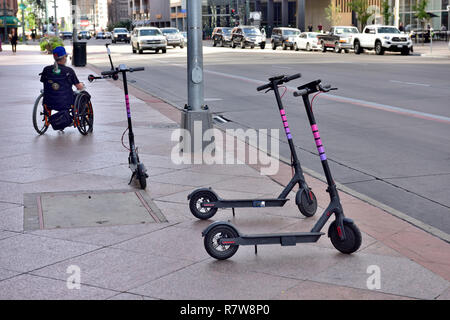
[132,44,136,53]
[401,47,410,55]
[294,43,299,51]
[354,41,361,54]
[138,45,143,54]
[375,41,384,55]
[306,43,311,51]
[241,40,245,49]
[213,40,217,47]
[283,43,287,50]
[232,41,236,48]
[334,43,341,53]
[260,42,265,49]
[272,42,276,50]
[162,48,167,54]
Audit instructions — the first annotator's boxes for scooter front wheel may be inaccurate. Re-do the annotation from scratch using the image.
[137,163,147,190]
[296,189,318,217]
[328,220,362,254]
[189,190,218,220]
[204,224,239,260]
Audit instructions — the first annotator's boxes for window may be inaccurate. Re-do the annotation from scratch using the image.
[140,29,161,36]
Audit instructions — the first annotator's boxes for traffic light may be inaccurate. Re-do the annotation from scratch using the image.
[231,9,236,18]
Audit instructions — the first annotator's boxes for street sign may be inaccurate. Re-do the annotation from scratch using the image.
[19,3,26,10]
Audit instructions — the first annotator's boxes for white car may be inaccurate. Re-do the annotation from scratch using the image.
[353,25,413,55]
[131,27,167,54]
[295,32,321,51]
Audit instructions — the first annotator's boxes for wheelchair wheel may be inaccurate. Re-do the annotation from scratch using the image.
[74,93,94,136]
[33,93,49,135]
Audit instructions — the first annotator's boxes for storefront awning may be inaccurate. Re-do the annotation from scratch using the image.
[0,16,19,27]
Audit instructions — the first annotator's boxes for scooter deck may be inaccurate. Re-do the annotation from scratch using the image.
[202,198,289,209]
[221,232,324,246]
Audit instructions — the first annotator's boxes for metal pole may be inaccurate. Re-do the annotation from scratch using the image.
[187,0,204,111]
[72,0,76,43]
[182,0,213,157]
[3,0,8,44]
[53,0,58,36]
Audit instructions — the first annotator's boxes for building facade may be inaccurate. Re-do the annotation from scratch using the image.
[129,0,170,27]
[108,0,129,24]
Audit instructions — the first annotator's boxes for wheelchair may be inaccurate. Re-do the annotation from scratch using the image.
[33,90,94,135]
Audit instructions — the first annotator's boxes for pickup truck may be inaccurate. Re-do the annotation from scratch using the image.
[317,26,359,53]
[352,25,412,55]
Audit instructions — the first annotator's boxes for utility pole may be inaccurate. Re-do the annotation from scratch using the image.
[181,0,213,158]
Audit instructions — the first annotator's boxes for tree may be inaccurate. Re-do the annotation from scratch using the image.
[381,0,393,25]
[348,0,372,31]
[325,1,342,26]
[412,0,430,45]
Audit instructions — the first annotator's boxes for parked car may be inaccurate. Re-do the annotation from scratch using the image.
[59,31,73,40]
[112,28,130,43]
[131,27,167,54]
[317,26,359,53]
[95,32,106,39]
[230,26,266,49]
[212,27,233,47]
[180,31,187,46]
[78,31,91,40]
[105,31,112,39]
[271,27,301,50]
[352,25,412,55]
[294,32,321,51]
[161,28,184,48]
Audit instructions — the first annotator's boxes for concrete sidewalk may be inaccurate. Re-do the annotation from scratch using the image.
[0,45,448,300]
[413,41,450,58]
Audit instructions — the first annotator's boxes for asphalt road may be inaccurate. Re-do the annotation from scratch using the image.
[86,40,450,236]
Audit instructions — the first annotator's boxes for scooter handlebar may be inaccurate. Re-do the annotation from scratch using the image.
[257,83,271,91]
[257,73,301,92]
[130,67,145,72]
[293,89,308,97]
[285,73,301,82]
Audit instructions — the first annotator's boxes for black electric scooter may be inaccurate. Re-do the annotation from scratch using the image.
[188,74,318,220]
[202,79,362,260]
[88,44,148,189]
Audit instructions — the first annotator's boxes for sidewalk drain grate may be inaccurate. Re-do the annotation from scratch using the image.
[23,190,167,231]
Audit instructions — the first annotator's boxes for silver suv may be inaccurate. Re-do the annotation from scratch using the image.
[160,28,184,48]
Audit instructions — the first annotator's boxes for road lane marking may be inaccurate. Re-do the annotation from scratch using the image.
[389,80,431,87]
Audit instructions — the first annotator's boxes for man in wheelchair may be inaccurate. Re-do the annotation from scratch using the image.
[40,46,86,131]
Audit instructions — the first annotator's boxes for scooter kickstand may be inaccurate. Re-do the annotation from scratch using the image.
[128,172,136,185]
[232,208,235,217]
[255,245,258,255]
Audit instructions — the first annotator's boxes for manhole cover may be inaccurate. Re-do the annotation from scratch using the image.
[23,190,166,231]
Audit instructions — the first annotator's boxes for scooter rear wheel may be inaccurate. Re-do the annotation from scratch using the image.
[328,220,362,254]
[204,224,239,260]
[297,189,318,217]
[189,190,218,220]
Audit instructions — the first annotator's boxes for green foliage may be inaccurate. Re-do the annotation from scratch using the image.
[381,0,393,25]
[348,0,372,30]
[413,0,430,22]
[39,36,64,52]
[325,2,342,26]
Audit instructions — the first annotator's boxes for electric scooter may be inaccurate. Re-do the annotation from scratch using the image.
[188,74,318,220]
[202,78,362,260]
[88,44,148,189]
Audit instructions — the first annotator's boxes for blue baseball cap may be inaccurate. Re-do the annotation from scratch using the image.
[53,46,67,60]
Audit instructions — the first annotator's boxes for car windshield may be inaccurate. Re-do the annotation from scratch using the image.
[284,30,300,36]
[243,28,261,35]
[163,29,178,34]
[114,28,128,33]
[377,27,400,34]
[140,29,161,36]
[222,28,232,35]
[307,33,318,38]
[335,27,359,34]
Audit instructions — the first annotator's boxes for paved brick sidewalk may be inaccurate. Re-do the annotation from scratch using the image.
[0,45,448,300]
